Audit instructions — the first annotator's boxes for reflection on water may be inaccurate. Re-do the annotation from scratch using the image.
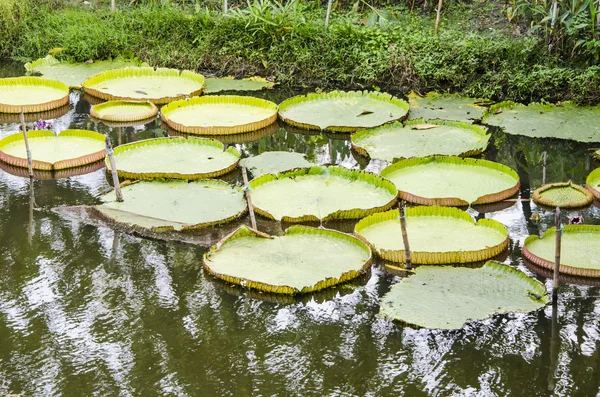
[0,82,600,395]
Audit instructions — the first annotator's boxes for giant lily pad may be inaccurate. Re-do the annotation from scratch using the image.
[0,105,69,123]
[0,130,106,170]
[25,55,147,89]
[161,95,278,135]
[249,166,398,222]
[380,261,548,329]
[533,181,593,208]
[381,156,520,206]
[240,151,312,177]
[0,76,69,113]
[204,76,276,93]
[351,119,490,161]
[109,137,240,180]
[354,206,508,264]
[92,179,247,232]
[483,101,600,142]
[90,100,158,123]
[278,91,409,133]
[407,91,487,123]
[523,225,600,278]
[203,225,372,294]
[82,67,205,104]
[587,168,600,199]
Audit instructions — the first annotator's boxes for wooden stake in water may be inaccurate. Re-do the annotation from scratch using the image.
[242,167,257,230]
[19,110,34,178]
[105,137,124,202]
[552,206,561,303]
[398,200,412,270]
[542,151,547,185]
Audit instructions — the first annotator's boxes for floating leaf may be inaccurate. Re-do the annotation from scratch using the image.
[407,91,487,123]
[351,119,490,162]
[532,181,593,208]
[380,261,548,329]
[203,225,372,294]
[587,168,600,199]
[204,76,276,93]
[0,76,69,113]
[90,100,158,123]
[240,151,311,177]
[523,225,600,278]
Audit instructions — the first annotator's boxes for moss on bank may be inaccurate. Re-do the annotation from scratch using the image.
[3,4,600,103]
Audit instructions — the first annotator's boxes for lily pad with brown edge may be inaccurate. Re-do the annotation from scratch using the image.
[380,156,520,206]
[204,76,276,93]
[379,261,548,329]
[354,206,508,264]
[82,67,205,104]
[532,181,593,209]
[249,166,398,222]
[351,119,490,162]
[483,101,600,142]
[0,159,105,180]
[0,130,106,171]
[90,101,158,123]
[0,77,70,113]
[107,137,240,180]
[166,122,278,145]
[202,225,372,294]
[161,95,278,135]
[407,91,487,123]
[240,151,312,177]
[278,91,409,133]
[24,55,148,89]
[587,168,600,200]
[593,149,600,161]
[523,225,600,278]
[91,179,247,233]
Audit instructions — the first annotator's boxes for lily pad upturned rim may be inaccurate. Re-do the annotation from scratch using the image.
[0,76,70,113]
[354,206,509,264]
[107,136,241,180]
[166,121,278,145]
[587,167,600,200]
[523,225,600,278]
[82,67,206,104]
[0,158,105,180]
[0,104,70,123]
[160,95,278,135]
[351,118,490,161]
[532,181,594,208]
[278,90,410,133]
[380,156,520,206]
[90,100,159,122]
[90,179,248,234]
[203,225,373,295]
[0,129,106,171]
[249,165,399,223]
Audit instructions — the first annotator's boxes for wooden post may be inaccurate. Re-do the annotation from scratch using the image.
[542,151,547,186]
[105,137,124,202]
[325,0,333,26]
[434,0,443,35]
[398,200,412,270]
[548,298,559,392]
[223,0,228,13]
[28,178,35,245]
[19,110,34,178]
[242,167,257,230]
[111,0,115,11]
[552,206,561,303]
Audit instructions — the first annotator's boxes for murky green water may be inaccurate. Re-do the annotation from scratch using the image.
[1,63,600,396]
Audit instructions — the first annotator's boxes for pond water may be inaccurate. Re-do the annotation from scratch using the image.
[1,63,600,396]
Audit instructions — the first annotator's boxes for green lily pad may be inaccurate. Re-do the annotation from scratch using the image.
[203,225,371,294]
[204,76,275,93]
[354,206,508,264]
[380,261,548,329]
[532,181,593,208]
[24,55,147,89]
[94,179,247,232]
[523,225,600,278]
[587,168,600,199]
[90,100,158,122]
[483,101,600,142]
[109,137,241,180]
[407,91,487,123]
[351,119,490,161]
[249,166,398,222]
[240,151,312,177]
[278,91,409,133]
[0,76,69,113]
[381,156,520,206]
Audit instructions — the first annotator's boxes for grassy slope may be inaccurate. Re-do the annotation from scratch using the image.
[3,2,600,103]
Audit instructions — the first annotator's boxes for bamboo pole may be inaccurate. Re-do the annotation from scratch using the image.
[223,0,228,13]
[19,110,34,178]
[552,206,561,304]
[434,0,443,35]
[111,0,115,11]
[28,178,35,246]
[242,167,257,230]
[548,298,559,392]
[398,200,412,270]
[325,0,334,26]
[542,151,547,186]
[105,137,124,202]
